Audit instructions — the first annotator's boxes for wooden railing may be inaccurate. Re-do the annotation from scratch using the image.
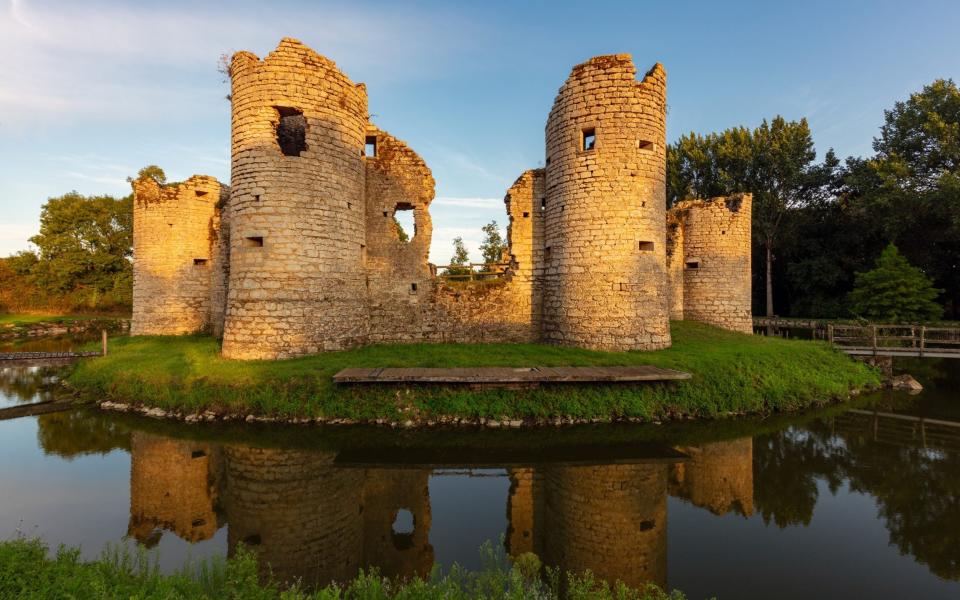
[432,262,511,283]
[827,324,960,358]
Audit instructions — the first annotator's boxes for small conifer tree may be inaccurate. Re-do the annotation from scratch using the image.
[848,244,943,322]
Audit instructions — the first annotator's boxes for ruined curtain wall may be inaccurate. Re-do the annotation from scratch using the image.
[222,38,370,359]
[542,56,671,351]
[131,176,225,335]
[668,194,753,333]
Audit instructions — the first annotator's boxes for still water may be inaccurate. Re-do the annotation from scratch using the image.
[1,348,958,599]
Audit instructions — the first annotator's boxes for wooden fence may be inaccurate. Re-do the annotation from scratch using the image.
[827,324,960,358]
[432,262,511,283]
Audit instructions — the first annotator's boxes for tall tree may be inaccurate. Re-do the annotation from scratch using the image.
[667,117,831,317]
[450,236,470,266]
[27,192,133,306]
[863,79,960,316]
[479,220,507,265]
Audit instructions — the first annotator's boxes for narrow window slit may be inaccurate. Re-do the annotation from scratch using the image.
[245,236,264,248]
[582,127,596,151]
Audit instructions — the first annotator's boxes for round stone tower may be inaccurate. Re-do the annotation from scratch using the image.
[542,55,670,350]
[222,38,370,359]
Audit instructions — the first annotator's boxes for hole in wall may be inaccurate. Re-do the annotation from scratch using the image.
[244,236,264,248]
[685,260,700,270]
[191,450,206,459]
[254,195,260,202]
[193,258,209,266]
[394,203,415,242]
[640,519,656,531]
[275,106,307,156]
[195,190,209,197]
[360,244,366,265]
[638,241,654,252]
[391,508,415,550]
[365,135,378,158]
[582,127,596,151]
[545,246,552,260]
[540,198,546,210]
[410,283,418,293]
[522,212,530,218]
[638,140,654,151]
[192,519,206,527]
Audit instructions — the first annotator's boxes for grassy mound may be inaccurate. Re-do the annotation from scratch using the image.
[68,321,880,423]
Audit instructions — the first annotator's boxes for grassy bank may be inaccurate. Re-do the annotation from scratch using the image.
[67,321,881,424]
[0,537,684,600]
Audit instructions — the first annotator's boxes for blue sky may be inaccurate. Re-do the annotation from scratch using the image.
[1,0,958,262]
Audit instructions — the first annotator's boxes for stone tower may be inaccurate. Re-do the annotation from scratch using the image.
[222,38,371,359]
[131,175,228,335]
[542,55,671,351]
[667,194,753,333]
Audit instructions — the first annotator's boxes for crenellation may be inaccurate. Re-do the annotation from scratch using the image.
[131,40,752,356]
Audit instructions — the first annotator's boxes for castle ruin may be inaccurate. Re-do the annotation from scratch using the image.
[131,39,752,358]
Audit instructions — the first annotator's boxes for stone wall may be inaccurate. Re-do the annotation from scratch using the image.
[361,469,434,580]
[131,40,752,356]
[542,464,668,588]
[506,467,544,557]
[131,175,226,335]
[667,194,753,333]
[670,439,754,516]
[222,38,370,358]
[127,432,222,545]
[222,446,365,586]
[542,56,671,351]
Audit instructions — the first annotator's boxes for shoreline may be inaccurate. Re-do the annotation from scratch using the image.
[66,321,883,427]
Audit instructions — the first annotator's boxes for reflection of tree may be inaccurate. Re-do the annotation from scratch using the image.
[752,426,841,528]
[0,365,60,404]
[840,434,960,580]
[754,416,960,581]
[36,410,130,458]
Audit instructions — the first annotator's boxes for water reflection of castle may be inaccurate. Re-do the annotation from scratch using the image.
[128,433,754,588]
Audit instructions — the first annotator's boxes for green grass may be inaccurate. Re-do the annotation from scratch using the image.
[0,313,119,326]
[0,537,686,600]
[68,321,881,423]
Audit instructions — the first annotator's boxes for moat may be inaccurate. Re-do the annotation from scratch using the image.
[1,341,958,599]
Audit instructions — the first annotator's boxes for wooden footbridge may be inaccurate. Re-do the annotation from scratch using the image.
[753,318,960,359]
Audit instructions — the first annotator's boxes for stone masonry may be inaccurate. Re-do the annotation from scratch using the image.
[131,175,229,335]
[667,194,753,333]
[130,39,752,357]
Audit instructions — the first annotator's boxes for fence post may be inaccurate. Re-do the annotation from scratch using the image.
[101,329,108,356]
[827,324,834,344]
[872,325,878,356]
[920,326,926,358]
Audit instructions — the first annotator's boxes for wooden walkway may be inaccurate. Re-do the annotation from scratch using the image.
[0,351,102,367]
[0,400,77,421]
[827,324,960,359]
[333,366,691,388]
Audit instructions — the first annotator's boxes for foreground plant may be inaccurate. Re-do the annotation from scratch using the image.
[0,537,687,600]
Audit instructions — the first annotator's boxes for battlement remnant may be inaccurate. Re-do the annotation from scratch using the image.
[131,40,753,357]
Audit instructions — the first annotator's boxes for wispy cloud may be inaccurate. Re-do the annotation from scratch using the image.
[0,0,482,127]
[433,196,503,209]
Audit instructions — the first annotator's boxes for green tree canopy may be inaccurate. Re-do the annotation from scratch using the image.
[479,221,507,265]
[26,192,133,306]
[135,165,167,185]
[848,244,943,322]
[667,117,833,317]
[450,236,470,266]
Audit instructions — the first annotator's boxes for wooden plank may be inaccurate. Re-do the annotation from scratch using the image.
[333,365,691,385]
[0,400,76,421]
